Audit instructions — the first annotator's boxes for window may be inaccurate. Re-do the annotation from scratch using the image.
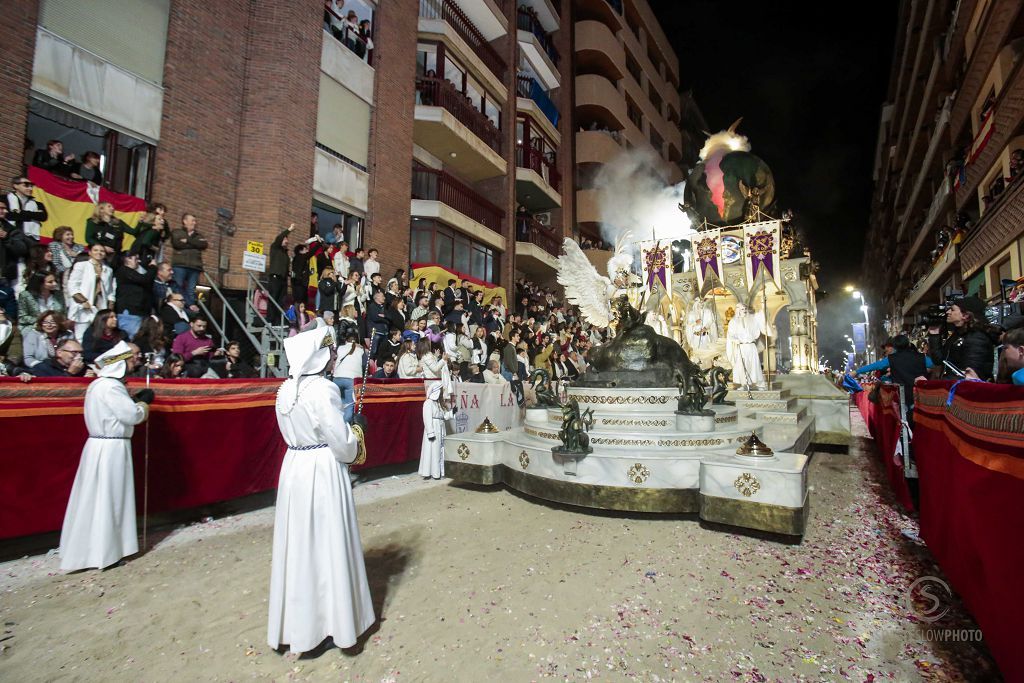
[649,87,662,115]
[626,96,643,130]
[316,73,371,169]
[626,53,642,85]
[313,200,364,248]
[416,44,438,76]
[410,219,498,283]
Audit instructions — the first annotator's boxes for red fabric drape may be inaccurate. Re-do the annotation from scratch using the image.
[853,385,914,511]
[0,377,426,540]
[913,380,1024,683]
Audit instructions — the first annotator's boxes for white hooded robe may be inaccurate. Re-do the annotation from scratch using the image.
[418,384,453,479]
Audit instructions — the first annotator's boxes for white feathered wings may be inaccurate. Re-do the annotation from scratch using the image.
[556,233,633,328]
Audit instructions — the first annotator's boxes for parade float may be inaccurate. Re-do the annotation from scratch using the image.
[444,123,850,538]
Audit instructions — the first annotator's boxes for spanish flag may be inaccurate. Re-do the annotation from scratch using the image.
[27,166,147,247]
[410,262,507,306]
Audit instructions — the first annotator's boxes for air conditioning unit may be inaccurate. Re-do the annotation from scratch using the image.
[535,212,551,226]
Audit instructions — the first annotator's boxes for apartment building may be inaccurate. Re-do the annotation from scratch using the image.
[865,0,1024,329]
[2,0,575,294]
[572,0,685,245]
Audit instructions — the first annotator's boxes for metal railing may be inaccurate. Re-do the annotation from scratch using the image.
[196,272,290,378]
[418,0,506,80]
[516,8,560,66]
[515,141,561,192]
[323,2,374,66]
[516,74,560,127]
[412,163,504,234]
[516,216,560,256]
[604,0,623,14]
[415,76,502,153]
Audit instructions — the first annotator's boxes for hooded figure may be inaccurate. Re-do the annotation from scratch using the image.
[268,320,375,654]
[725,303,771,388]
[419,380,454,479]
[59,341,150,571]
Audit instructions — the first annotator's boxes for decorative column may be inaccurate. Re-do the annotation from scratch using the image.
[788,308,811,373]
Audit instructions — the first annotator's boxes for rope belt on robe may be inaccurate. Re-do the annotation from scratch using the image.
[287,443,330,450]
[89,435,131,440]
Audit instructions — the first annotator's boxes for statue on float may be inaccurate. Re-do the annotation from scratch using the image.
[725,303,772,390]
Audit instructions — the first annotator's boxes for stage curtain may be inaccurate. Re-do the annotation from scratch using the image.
[0,376,426,540]
[913,380,1024,683]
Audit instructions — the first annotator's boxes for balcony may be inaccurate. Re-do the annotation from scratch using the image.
[901,241,960,316]
[894,97,951,242]
[574,20,624,81]
[516,74,559,128]
[411,164,506,250]
[575,74,626,132]
[960,171,1024,277]
[323,3,374,66]
[575,129,623,165]
[899,178,952,277]
[419,0,507,81]
[414,77,505,181]
[515,216,561,275]
[576,187,602,224]
[517,7,560,89]
[518,0,561,32]
[515,142,562,211]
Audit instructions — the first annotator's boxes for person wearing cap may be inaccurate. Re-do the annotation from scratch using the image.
[928,296,997,380]
[419,380,454,479]
[58,341,152,571]
[268,320,374,654]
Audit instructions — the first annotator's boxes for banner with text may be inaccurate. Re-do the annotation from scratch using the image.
[451,381,524,433]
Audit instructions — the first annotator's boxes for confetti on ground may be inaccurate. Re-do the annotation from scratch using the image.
[0,411,1000,681]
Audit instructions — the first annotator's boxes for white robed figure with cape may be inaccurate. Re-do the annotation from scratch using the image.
[418,381,453,479]
[268,320,375,654]
[725,303,771,388]
[60,341,150,571]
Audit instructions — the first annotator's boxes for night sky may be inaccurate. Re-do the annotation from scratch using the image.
[647,1,900,365]
[650,0,899,292]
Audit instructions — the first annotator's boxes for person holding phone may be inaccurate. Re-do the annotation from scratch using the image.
[927,296,996,381]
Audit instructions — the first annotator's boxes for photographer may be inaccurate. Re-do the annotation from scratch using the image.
[927,296,996,380]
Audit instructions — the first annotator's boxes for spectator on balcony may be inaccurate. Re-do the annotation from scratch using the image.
[152,261,181,307]
[1010,150,1024,182]
[32,140,75,177]
[48,225,84,284]
[114,251,156,339]
[20,337,89,379]
[17,271,64,327]
[516,205,530,241]
[67,243,116,342]
[82,309,126,364]
[7,175,47,241]
[170,213,209,309]
[326,0,347,39]
[358,19,374,62]
[159,291,190,339]
[21,310,72,368]
[70,151,104,186]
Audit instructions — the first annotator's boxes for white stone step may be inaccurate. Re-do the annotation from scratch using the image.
[754,406,808,425]
[726,387,791,402]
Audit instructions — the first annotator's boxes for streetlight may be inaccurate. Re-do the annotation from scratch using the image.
[851,291,872,361]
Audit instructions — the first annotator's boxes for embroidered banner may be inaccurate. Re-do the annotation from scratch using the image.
[742,220,782,291]
[694,228,723,291]
[638,240,670,293]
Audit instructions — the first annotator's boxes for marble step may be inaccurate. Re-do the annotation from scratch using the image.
[733,396,797,414]
[725,387,792,402]
[753,406,808,425]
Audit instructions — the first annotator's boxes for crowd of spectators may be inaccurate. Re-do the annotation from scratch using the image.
[0,151,258,380]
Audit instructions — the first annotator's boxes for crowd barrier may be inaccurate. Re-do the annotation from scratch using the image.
[852,384,915,511]
[912,380,1024,683]
[0,377,425,540]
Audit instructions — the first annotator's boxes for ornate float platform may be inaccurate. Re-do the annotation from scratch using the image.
[446,383,813,538]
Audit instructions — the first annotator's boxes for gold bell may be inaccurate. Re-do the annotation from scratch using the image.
[475,417,501,433]
[736,431,774,457]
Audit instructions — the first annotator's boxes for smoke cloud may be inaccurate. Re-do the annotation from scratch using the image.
[593,147,694,247]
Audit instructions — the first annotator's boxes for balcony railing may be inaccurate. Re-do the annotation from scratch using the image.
[323,2,374,66]
[419,0,506,80]
[516,74,560,127]
[415,76,502,153]
[516,8,560,66]
[516,216,561,257]
[412,163,504,234]
[604,0,623,15]
[516,142,561,192]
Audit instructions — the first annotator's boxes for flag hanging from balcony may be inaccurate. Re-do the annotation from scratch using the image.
[639,240,670,293]
[968,108,995,164]
[26,166,146,245]
[410,263,508,307]
[694,228,723,291]
[742,220,782,291]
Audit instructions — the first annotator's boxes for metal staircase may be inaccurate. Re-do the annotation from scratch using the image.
[196,272,291,378]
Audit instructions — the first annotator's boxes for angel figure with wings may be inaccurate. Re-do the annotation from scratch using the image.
[556,232,634,328]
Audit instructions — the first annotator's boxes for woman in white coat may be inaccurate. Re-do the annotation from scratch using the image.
[268,320,375,654]
[59,341,151,571]
[66,243,116,341]
[418,381,453,479]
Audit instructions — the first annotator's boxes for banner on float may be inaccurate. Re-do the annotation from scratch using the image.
[742,220,782,291]
[451,381,523,433]
[410,262,508,307]
[26,166,146,246]
[694,228,723,291]
[852,322,867,354]
[638,240,670,293]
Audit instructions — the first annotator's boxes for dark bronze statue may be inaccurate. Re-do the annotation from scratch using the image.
[557,398,594,454]
[706,363,731,405]
[528,369,560,408]
[579,295,699,389]
[676,357,713,415]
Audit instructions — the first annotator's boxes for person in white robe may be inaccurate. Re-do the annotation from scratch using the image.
[725,303,771,389]
[268,320,375,654]
[686,298,719,351]
[418,381,454,479]
[59,341,150,571]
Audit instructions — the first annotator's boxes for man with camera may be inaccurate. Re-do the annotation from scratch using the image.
[927,296,996,380]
